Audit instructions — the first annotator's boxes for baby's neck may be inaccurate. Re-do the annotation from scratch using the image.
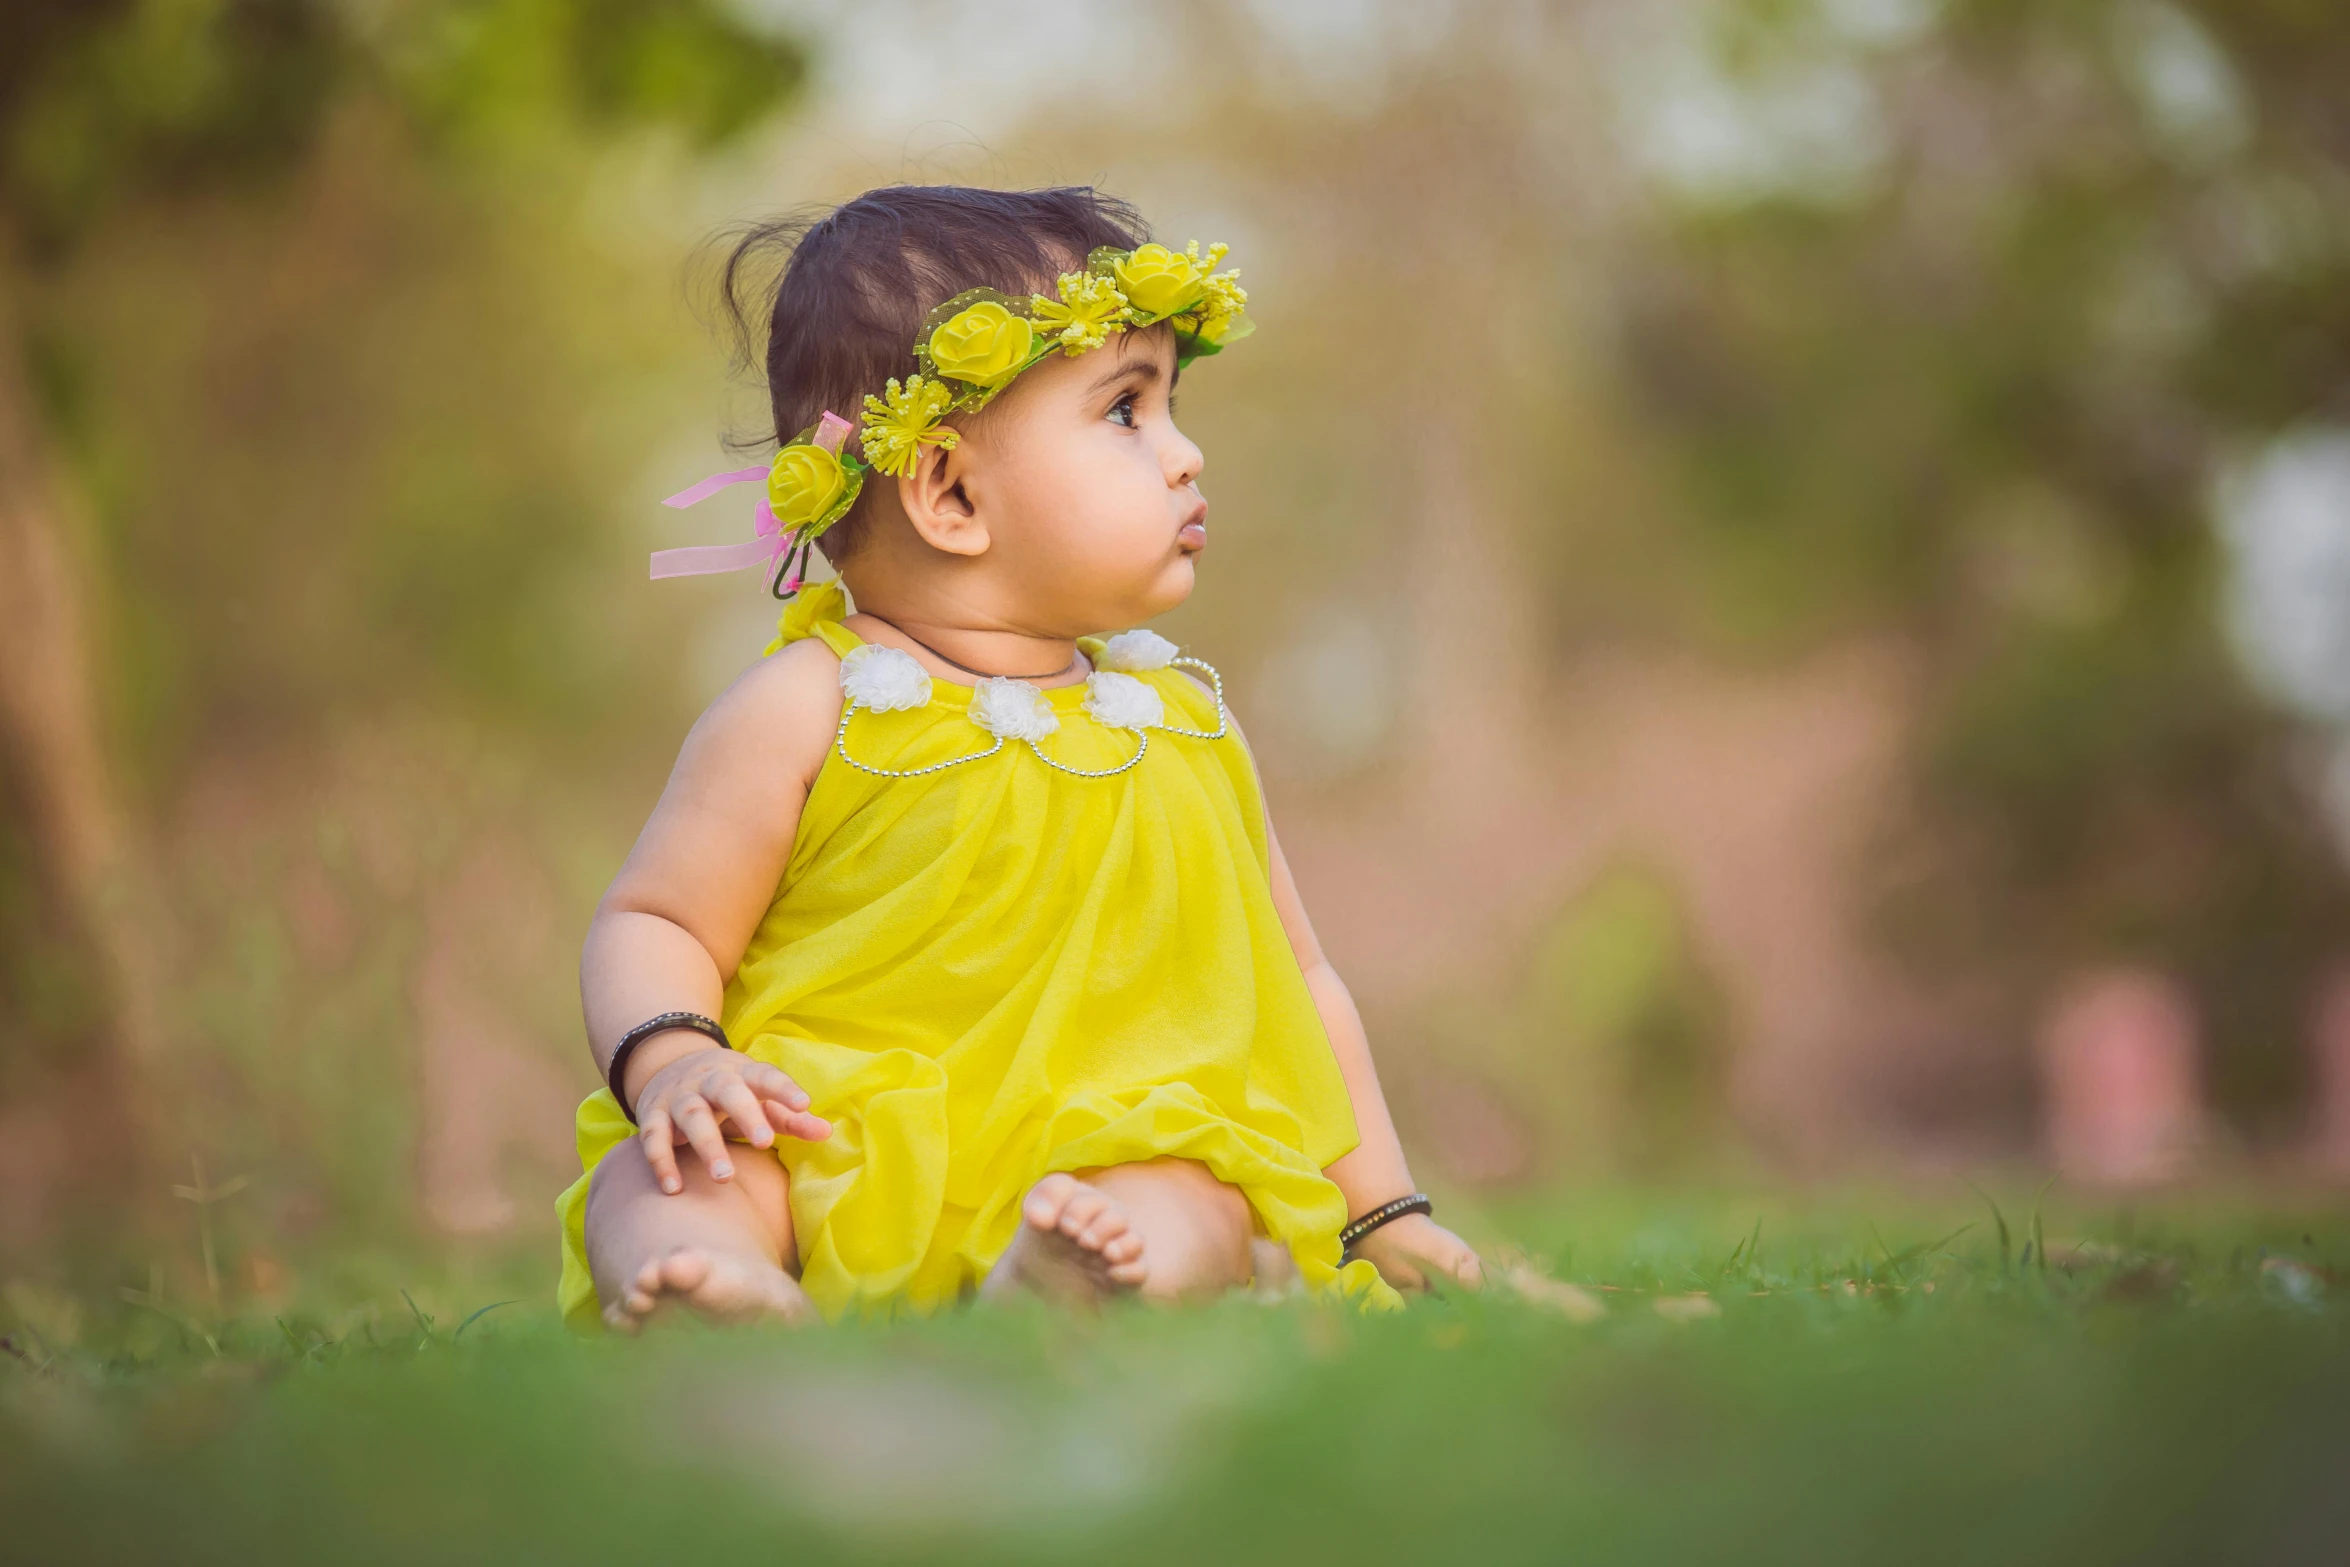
[843,581,1087,684]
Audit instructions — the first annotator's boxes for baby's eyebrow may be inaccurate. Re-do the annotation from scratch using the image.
[1088,356,1161,395]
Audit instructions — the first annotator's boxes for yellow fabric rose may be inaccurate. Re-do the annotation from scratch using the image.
[767,442,849,529]
[1113,242,1225,318]
[926,301,1035,388]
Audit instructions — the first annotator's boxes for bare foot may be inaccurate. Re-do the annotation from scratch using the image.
[982,1173,1148,1307]
[604,1245,817,1334]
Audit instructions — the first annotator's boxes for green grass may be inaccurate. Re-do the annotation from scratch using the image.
[3,1187,2346,1565]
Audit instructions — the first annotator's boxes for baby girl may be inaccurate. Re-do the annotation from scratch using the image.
[556,184,1482,1327]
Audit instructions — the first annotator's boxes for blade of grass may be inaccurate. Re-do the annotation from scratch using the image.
[453,1301,516,1343]
[2030,1177,2056,1280]
[401,1289,436,1350]
[1876,1223,1977,1287]
[1964,1180,2012,1276]
[120,1287,219,1358]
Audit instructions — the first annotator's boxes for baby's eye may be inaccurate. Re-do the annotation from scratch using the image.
[1106,391,1137,428]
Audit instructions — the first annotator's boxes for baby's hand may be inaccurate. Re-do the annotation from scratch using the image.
[634,1048,831,1195]
[1351,1213,1484,1294]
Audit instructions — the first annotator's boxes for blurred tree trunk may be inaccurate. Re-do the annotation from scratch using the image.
[0,265,163,1100]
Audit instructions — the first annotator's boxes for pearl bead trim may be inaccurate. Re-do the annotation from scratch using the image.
[1024,731,1147,777]
[833,705,1005,778]
[1156,656,1230,739]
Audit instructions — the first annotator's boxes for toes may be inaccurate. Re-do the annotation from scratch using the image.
[1102,1232,1144,1264]
[1024,1173,1082,1229]
[1107,1259,1149,1287]
[1057,1190,1110,1240]
[658,1249,713,1294]
[1076,1206,1129,1252]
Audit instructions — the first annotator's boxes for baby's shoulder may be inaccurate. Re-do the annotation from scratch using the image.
[725,635,846,729]
[685,636,845,790]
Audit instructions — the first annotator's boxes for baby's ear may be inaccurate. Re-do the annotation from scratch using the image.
[896,440,989,558]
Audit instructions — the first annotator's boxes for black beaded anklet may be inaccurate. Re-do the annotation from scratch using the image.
[607,1011,733,1121]
[1340,1193,1432,1253]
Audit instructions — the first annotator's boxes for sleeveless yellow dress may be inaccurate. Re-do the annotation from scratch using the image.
[556,584,1397,1324]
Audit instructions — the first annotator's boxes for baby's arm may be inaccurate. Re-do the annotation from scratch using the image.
[580,637,845,1193]
[1264,824,1484,1291]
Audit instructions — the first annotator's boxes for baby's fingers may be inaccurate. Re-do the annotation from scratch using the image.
[761,1101,833,1143]
[1408,1240,1481,1293]
[639,1108,684,1195]
[707,1076,774,1151]
[741,1060,814,1114]
[673,1095,735,1182]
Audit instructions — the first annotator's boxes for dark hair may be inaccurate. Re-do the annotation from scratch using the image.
[715,184,1150,563]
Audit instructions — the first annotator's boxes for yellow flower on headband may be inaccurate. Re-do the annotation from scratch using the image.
[860,375,959,478]
[926,301,1034,388]
[767,442,850,530]
[1184,270,1252,348]
[1031,273,1130,355]
[1114,241,1229,318]
[1196,271,1247,325]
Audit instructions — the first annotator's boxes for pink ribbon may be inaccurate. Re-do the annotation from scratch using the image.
[650,465,783,581]
[649,414,853,583]
[660,464,769,510]
[651,499,787,580]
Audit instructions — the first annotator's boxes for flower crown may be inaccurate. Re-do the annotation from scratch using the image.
[651,241,1250,598]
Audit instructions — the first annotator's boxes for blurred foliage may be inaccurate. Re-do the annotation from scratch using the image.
[1416,868,1728,1183]
[2,0,803,779]
[4,0,2350,1285]
[1602,0,2350,1109]
[0,0,804,1244]
[0,0,803,251]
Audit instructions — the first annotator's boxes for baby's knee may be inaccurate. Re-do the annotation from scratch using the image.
[586,1136,659,1214]
[593,1134,792,1231]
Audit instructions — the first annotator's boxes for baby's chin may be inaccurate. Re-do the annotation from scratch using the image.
[1058,556,1195,637]
[1128,553,1197,624]
[1064,568,1189,634]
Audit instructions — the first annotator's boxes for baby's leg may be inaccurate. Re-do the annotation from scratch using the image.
[584,1137,814,1332]
[984,1159,1253,1307]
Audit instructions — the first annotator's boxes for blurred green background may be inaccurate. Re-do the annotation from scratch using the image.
[3,1,2349,1554]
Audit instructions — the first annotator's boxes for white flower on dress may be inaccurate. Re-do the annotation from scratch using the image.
[1094,628,1179,672]
[1082,670,1164,731]
[837,644,932,712]
[969,676,1059,740]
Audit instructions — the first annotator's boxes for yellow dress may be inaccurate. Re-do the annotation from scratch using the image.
[556,585,1397,1324]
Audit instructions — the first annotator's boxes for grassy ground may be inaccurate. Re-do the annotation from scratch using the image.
[2,1186,2345,1566]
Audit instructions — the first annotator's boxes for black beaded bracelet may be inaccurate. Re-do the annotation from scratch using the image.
[1340,1193,1432,1253]
[607,1011,733,1122]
